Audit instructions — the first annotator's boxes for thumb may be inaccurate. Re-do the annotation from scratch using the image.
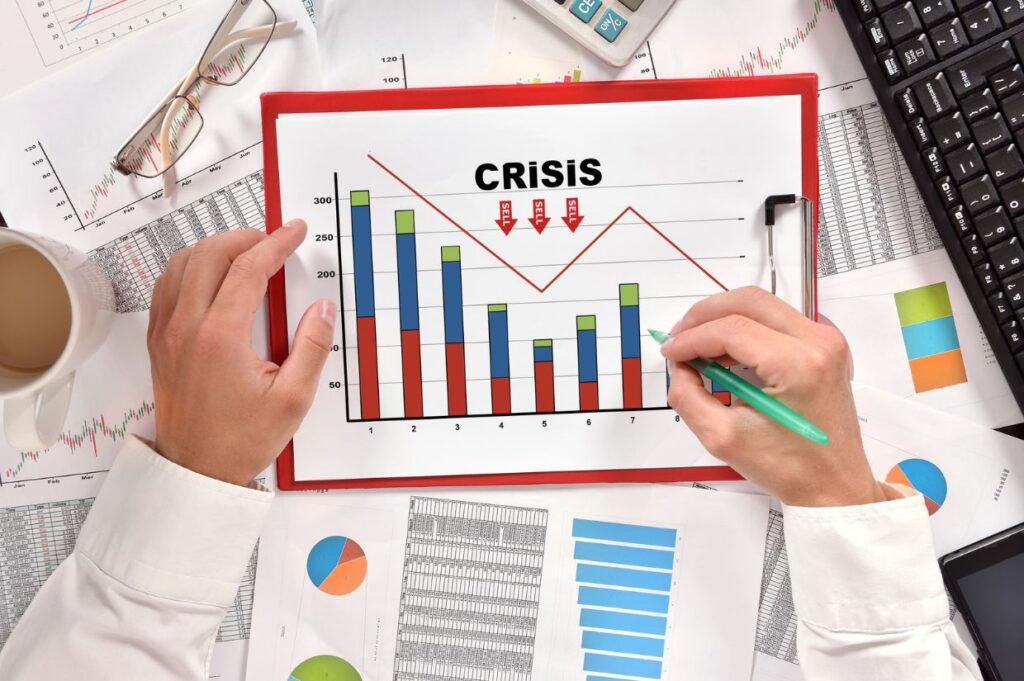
[277,299,336,404]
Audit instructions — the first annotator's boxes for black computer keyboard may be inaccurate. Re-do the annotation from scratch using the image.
[837,0,1024,411]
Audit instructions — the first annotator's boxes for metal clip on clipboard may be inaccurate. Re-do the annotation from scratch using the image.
[764,194,816,319]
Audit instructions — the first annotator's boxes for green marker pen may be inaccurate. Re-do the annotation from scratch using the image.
[649,329,829,446]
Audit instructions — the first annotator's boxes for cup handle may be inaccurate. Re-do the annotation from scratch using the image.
[4,372,75,451]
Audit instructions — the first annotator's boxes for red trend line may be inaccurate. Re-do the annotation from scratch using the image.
[67,0,132,25]
[366,154,730,294]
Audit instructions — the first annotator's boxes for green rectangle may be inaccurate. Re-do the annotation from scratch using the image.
[395,210,415,234]
[533,339,553,348]
[619,283,639,307]
[441,245,461,262]
[894,282,953,327]
[488,304,507,313]
[577,315,597,331]
[350,190,370,207]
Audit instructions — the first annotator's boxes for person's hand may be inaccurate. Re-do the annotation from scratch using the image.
[146,220,336,486]
[662,287,886,507]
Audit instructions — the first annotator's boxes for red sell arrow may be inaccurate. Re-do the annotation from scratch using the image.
[529,198,550,233]
[562,197,584,232]
[495,200,517,235]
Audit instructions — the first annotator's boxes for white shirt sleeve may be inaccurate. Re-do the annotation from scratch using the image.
[0,436,272,680]
[784,490,983,681]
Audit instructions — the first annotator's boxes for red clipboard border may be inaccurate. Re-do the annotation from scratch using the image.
[262,75,819,491]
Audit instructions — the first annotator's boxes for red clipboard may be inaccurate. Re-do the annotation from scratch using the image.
[262,75,819,491]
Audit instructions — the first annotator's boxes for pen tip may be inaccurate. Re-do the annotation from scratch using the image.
[647,329,671,345]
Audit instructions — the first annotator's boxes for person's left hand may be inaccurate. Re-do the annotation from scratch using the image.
[147,220,336,486]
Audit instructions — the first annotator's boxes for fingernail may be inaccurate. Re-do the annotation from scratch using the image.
[318,299,337,325]
[282,218,307,232]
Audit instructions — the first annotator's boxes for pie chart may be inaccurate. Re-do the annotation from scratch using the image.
[289,655,361,681]
[886,459,947,515]
[306,536,368,596]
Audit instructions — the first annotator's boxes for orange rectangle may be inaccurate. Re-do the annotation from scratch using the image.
[909,349,968,393]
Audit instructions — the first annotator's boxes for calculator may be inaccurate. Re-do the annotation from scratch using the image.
[518,0,678,67]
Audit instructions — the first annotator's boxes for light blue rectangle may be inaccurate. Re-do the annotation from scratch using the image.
[582,631,665,657]
[575,541,674,569]
[576,563,671,591]
[595,8,627,42]
[570,0,602,23]
[584,653,662,679]
[580,609,667,635]
[900,316,960,360]
[578,586,670,614]
[573,519,677,547]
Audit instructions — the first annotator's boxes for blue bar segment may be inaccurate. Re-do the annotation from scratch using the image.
[396,232,419,331]
[620,305,641,359]
[900,316,960,360]
[441,250,464,344]
[573,519,677,547]
[351,191,375,318]
[578,586,670,613]
[580,609,667,635]
[584,653,662,679]
[578,328,598,383]
[582,631,665,657]
[576,563,672,592]
[534,344,553,363]
[488,307,510,379]
[575,541,674,569]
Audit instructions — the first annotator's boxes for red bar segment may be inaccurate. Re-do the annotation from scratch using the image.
[400,329,423,418]
[535,362,555,413]
[445,343,467,416]
[356,317,380,420]
[491,377,511,414]
[579,382,599,411]
[622,357,642,409]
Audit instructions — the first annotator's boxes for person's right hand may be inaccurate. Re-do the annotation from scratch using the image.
[661,287,887,508]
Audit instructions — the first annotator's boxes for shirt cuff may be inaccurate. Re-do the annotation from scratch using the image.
[75,436,273,607]
[783,490,949,632]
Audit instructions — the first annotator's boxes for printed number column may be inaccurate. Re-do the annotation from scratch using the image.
[534,339,555,413]
[441,246,467,416]
[619,284,643,409]
[395,210,423,417]
[577,315,599,411]
[488,304,511,414]
[351,190,380,419]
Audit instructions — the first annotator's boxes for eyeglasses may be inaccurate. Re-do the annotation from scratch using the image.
[112,0,294,181]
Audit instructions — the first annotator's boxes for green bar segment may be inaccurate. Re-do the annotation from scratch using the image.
[350,190,370,207]
[894,282,953,326]
[488,304,507,312]
[441,245,461,262]
[619,283,640,307]
[533,339,553,348]
[577,315,597,331]
[395,210,415,234]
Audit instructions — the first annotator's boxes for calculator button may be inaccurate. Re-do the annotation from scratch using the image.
[884,3,923,42]
[924,147,947,178]
[947,143,984,182]
[930,17,970,58]
[914,72,957,120]
[570,0,602,23]
[594,8,627,42]
[896,34,937,74]
[619,0,645,10]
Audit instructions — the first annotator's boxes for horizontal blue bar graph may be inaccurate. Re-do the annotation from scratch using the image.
[582,631,665,657]
[576,563,672,591]
[578,586,670,613]
[901,316,960,360]
[579,609,667,635]
[572,519,677,547]
[575,541,674,569]
[584,653,663,679]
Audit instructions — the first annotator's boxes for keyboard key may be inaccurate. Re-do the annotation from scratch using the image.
[991,64,1024,97]
[963,2,1003,41]
[964,233,989,262]
[913,72,958,119]
[973,112,1012,151]
[962,173,1000,213]
[924,146,947,177]
[938,175,961,206]
[947,143,985,181]
[991,290,1015,322]
[856,0,877,18]
[884,3,923,41]
[989,235,1024,275]
[910,117,935,147]
[977,205,1013,243]
[955,0,986,7]
[880,49,906,82]
[916,0,956,25]
[878,0,903,7]
[866,18,890,51]
[1003,91,1024,128]
[996,0,1024,25]
[978,262,1002,293]
[947,41,1016,96]
[950,204,975,235]
[933,111,971,151]
[619,0,644,9]
[962,88,998,120]
[986,144,1024,181]
[896,34,937,74]
[897,88,922,119]
[1004,319,1024,352]
[569,0,602,23]
[594,8,627,41]
[1000,175,1024,214]
[1005,272,1024,305]
[930,17,970,58]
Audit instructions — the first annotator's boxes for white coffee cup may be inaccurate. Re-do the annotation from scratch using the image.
[0,229,114,451]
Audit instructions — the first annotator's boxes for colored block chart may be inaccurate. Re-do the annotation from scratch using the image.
[572,518,678,680]
[886,459,947,516]
[306,537,368,596]
[290,655,362,681]
[894,283,968,393]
